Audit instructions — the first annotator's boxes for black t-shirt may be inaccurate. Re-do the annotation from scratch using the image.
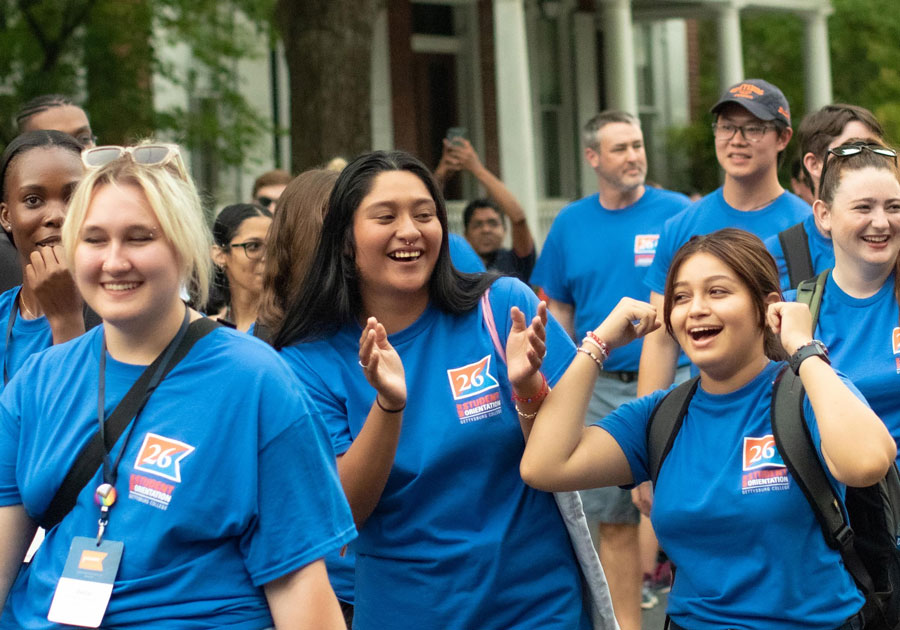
[483,247,536,284]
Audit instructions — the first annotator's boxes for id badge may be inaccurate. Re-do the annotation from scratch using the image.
[47,537,124,628]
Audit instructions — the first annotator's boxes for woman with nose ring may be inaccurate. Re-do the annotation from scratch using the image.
[276,151,602,629]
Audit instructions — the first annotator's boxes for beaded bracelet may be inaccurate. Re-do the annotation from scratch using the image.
[585,331,610,361]
[576,346,604,372]
[511,372,549,404]
[514,406,538,419]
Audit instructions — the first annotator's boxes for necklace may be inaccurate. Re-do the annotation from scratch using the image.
[744,190,783,212]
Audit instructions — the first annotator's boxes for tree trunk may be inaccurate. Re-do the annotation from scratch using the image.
[275,0,378,172]
[84,0,155,145]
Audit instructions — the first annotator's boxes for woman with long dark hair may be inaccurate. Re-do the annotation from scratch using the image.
[276,151,599,629]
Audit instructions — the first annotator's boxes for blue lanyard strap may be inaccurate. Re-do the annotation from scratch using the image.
[97,307,191,487]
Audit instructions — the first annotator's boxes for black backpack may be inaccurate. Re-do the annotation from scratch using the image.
[778,221,815,289]
[647,278,900,629]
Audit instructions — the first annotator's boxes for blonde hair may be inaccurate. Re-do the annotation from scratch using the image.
[62,151,212,306]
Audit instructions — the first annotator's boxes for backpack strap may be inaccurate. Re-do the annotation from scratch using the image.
[770,364,875,594]
[795,269,829,334]
[778,222,814,289]
[647,377,700,485]
[38,317,220,531]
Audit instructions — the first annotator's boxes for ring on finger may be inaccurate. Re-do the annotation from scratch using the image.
[358,360,369,369]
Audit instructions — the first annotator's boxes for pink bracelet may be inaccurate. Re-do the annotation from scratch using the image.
[585,331,610,360]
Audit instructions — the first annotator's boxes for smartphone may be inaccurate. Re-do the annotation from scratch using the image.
[446,127,468,146]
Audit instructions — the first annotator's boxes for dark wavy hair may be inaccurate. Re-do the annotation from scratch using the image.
[206,203,272,315]
[273,150,496,348]
[663,228,786,361]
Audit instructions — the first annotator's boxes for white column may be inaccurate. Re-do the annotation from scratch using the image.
[716,1,744,91]
[574,11,600,197]
[492,0,540,239]
[370,8,394,150]
[600,0,638,115]
[803,8,833,112]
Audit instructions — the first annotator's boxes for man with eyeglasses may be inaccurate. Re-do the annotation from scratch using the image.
[637,79,810,403]
[765,104,884,290]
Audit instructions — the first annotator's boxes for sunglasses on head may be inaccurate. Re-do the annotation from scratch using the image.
[819,143,898,194]
[82,144,182,169]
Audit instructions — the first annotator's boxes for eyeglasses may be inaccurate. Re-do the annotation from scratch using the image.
[711,122,777,143]
[819,143,898,194]
[228,240,266,261]
[82,144,182,169]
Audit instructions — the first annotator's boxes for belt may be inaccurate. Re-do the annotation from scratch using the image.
[668,608,864,630]
[598,369,637,383]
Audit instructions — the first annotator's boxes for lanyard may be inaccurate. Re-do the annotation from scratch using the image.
[94,307,190,543]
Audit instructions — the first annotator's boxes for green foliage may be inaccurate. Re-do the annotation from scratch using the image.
[830,0,900,145]
[0,0,278,183]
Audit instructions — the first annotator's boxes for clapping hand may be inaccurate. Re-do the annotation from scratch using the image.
[358,317,407,411]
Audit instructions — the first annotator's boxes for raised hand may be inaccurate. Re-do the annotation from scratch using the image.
[592,297,660,351]
[766,301,813,356]
[506,302,547,391]
[358,317,407,410]
[446,138,482,173]
[27,245,83,322]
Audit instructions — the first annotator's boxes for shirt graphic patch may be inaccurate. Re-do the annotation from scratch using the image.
[128,474,175,511]
[448,355,503,424]
[741,435,789,494]
[892,327,900,355]
[634,234,659,267]
[132,433,194,483]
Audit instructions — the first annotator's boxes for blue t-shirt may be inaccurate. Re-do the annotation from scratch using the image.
[764,213,834,291]
[280,277,590,630]
[645,188,812,294]
[0,286,52,394]
[796,273,900,452]
[0,325,356,630]
[598,361,864,629]
[448,233,486,273]
[532,187,691,371]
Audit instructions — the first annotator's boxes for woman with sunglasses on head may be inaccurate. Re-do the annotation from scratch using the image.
[209,203,273,332]
[795,139,900,450]
[0,144,354,629]
[275,151,603,630]
[0,130,87,391]
[520,228,895,629]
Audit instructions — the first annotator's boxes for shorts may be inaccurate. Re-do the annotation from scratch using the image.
[579,365,691,524]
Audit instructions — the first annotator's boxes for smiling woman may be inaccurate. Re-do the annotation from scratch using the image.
[520,228,896,629]
[0,130,87,390]
[802,139,900,454]
[275,150,606,629]
[0,144,354,630]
